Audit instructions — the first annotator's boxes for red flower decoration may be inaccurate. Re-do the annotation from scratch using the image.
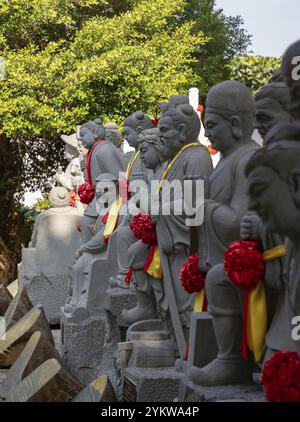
[180,253,206,294]
[261,351,300,402]
[224,241,265,291]
[152,118,159,126]
[130,213,157,246]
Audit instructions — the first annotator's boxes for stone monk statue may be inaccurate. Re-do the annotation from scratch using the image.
[79,118,126,245]
[197,81,260,273]
[155,95,213,350]
[109,111,154,288]
[121,128,167,325]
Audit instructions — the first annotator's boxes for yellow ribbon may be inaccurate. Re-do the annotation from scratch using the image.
[247,281,268,362]
[247,244,286,362]
[126,151,140,180]
[146,246,163,279]
[193,289,206,313]
[103,197,123,240]
[158,142,206,192]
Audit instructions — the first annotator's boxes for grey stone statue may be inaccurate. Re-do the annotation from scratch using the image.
[79,118,126,245]
[121,128,167,325]
[55,133,85,195]
[246,124,300,358]
[64,173,122,320]
[191,81,260,386]
[281,39,300,121]
[105,123,123,150]
[21,187,82,323]
[154,95,213,356]
[197,81,260,273]
[109,111,154,288]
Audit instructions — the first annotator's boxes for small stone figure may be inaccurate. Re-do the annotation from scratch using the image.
[109,111,154,288]
[79,118,126,245]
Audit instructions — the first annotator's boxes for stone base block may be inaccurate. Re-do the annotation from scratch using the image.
[123,367,183,402]
[105,288,137,328]
[24,274,69,325]
[60,310,106,386]
[178,378,266,402]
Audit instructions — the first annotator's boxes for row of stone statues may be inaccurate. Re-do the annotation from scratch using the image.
[20,38,300,401]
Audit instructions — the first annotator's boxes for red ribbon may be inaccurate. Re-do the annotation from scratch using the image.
[125,267,133,284]
[77,225,81,233]
[142,244,157,274]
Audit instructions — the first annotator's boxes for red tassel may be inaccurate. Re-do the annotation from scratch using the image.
[242,291,250,360]
[102,212,109,224]
[143,245,157,273]
[125,268,133,284]
[77,225,81,233]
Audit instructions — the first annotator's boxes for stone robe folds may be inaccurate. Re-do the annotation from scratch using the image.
[155,145,213,327]
[198,141,260,271]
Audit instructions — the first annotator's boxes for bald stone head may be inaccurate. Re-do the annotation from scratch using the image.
[49,187,70,208]
[204,81,254,156]
[281,40,300,120]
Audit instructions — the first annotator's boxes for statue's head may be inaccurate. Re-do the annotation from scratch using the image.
[158,94,200,160]
[123,111,154,149]
[95,173,119,215]
[105,123,123,149]
[245,123,300,236]
[255,82,293,140]
[281,39,300,121]
[61,134,79,162]
[137,128,162,170]
[49,187,70,208]
[79,118,105,150]
[205,81,254,155]
[68,158,81,177]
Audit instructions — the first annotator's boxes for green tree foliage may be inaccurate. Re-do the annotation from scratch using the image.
[229,55,281,94]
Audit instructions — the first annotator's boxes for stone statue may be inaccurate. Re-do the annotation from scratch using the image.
[154,95,213,356]
[254,81,293,141]
[197,81,260,273]
[22,187,82,323]
[64,173,122,321]
[121,128,167,325]
[246,124,300,359]
[55,133,85,195]
[79,118,126,245]
[281,39,300,121]
[105,123,123,150]
[109,111,154,288]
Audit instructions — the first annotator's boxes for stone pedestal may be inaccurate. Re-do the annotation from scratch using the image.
[60,309,106,386]
[24,273,69,325]
[123,367,183,402]
[178,378,265,402]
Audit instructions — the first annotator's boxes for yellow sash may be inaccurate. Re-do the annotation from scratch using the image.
[158,142,206,192]
[248,244,286,362]
[194,289,206,313]
[103,197,123,240]
[126,151,140,180]
[146,246,163,279]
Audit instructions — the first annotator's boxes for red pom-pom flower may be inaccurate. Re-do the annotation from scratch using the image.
[180,253,206,294]
[261,351,300,402]
[224,241,265,291]
[130,213,157,246]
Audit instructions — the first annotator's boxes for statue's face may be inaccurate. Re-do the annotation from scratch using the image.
[124,125,139,149]
[139,142,160,170]
[79,126,96,149]
[247,165,298,235]
[204,112,236,154]
[255,98,291,140]
[70,162,81,177]
[158,116,183,160]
